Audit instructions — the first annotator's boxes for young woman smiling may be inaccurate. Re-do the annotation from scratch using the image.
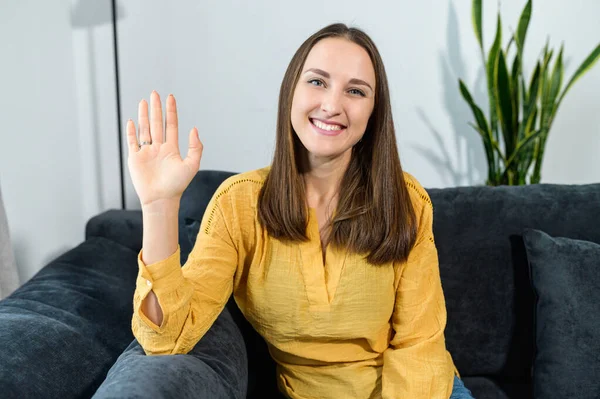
[99,23,474,399]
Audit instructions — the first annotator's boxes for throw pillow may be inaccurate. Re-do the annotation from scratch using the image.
[523,229,600,399]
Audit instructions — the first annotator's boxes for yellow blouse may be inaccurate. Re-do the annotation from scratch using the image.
[132,166,458,399]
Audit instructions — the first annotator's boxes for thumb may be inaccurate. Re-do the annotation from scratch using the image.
[183,127,203,171]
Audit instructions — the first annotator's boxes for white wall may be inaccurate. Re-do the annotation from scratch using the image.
[0,0,120,284]
[1,0,599,285]
[115,0,600,207]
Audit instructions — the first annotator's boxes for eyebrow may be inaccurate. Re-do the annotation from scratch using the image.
[304,68,374,92]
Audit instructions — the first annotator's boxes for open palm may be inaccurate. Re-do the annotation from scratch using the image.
[127,91,203,207]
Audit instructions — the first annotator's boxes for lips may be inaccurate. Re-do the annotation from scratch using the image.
[309,118,347,136]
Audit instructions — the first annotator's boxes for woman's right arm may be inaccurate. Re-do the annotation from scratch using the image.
[126,91,238,355]
[139,198,181,327]
[132,187,240,356]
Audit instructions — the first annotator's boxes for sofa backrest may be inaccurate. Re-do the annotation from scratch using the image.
[429,183,600,380]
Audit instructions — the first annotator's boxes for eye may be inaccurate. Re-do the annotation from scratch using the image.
[348,88,366,97]
[308,79,325,87]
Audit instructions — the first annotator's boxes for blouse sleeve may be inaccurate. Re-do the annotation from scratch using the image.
[381,187,457,398]
[131,186,240,355]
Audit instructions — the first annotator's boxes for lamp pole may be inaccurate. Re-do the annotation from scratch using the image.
[111,0,125,210]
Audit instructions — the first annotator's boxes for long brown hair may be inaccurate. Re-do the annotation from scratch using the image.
[258,23,417,266]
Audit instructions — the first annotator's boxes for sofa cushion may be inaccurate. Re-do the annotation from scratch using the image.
[0,237,138,398]
[180,170,237,225]
[85,209,196,265]
[461,376,531,399]
[428,182,600,379]
[85,209,143,253]
[523,229,600,399]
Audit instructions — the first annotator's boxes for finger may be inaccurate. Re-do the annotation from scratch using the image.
[138,99,151,145]
[150,91,164,144]
[126,119,138,154]
[184,127,203,171]
[165,94,178,146]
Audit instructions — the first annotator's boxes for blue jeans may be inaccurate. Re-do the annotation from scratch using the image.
[92,306,248,399]
[451,375,475,399]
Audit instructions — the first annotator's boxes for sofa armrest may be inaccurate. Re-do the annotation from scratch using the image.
[85,209,143,253]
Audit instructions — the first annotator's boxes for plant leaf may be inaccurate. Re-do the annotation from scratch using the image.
[506,129,543,170]
[541,48,555,100]
[538,46,554,142]
[557,43,600,106]
[487,13,503,142]
[549,45,565,112]
[511,53,520,82]
[495,50,516,156]
[521,73,528,104]
[460,80,496,170]
[470,123,506,164]
[515,0,532,57]
[460,80,491,134]
[527,62,542,108]
[472,0,483,51]
[505,36,515,55]
[534,43,600,184]
[541,45,564,132]
[511,53,521,137]
[533,47,564,184]
[513,0,531,144]
[518,62,541,142]
[524,105,539,139]
[521,107,539,174]
[460,79,497,177]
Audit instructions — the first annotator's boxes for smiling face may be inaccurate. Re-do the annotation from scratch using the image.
[290,37,376,166]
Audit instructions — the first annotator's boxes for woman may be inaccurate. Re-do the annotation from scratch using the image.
[117,24,474,399]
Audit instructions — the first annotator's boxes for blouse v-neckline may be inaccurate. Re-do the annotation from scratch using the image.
[298,208,348,310]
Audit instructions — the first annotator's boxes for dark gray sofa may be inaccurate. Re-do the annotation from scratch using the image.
[1,170,599,399]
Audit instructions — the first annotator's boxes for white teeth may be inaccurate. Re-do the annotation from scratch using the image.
[312,119,343,131]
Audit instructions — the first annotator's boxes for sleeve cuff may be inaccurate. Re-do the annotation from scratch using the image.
[137,245,184,294]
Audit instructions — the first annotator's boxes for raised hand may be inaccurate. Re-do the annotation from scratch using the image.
[127,91,203,207]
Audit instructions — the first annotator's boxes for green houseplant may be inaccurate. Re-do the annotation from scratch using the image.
[460,0,600,185]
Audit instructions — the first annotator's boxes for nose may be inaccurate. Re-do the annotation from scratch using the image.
[320,89,343,116]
